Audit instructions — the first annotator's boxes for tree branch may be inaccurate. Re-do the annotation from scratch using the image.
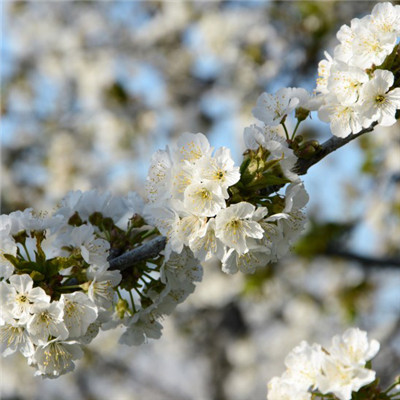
[109,236,167,272]
[325,248,400,269]
[293,122,378,176]
[108,122,382,272]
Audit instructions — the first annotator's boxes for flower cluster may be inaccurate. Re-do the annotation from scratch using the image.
[316,2,400,137]
[267,328,382,400]
[144,131,309,274]
[0,190,202,377]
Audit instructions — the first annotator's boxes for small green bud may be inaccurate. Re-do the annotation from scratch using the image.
[296,145,316,159]
[30,270,45,282]
[295,107,310,122]
[68,212,83,227]
[89,212,103,227]
[129,214,145,228]
[294,135,303,144]
[116,298,130,319]
[295,140,320,159]
[13,230,28,244]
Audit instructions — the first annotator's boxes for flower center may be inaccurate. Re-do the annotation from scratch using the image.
[16,294,28,304]
[375,94,386,104]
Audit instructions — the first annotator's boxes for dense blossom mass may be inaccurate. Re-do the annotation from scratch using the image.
[0,2,399,389]
[0,192,202,377]
[267,328,381,400]
[143,131,308,274]
[315,2,400,137]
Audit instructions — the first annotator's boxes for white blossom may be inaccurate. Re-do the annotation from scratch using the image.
[183,181,226,217]
[359,69,400,127]
[32,339,84,378]
[119,314,163,346]
[328,327,380,368]
[253,87,310,126]
[370,2,400,35]
[189,218,225,262]
[196,147,240,195]
[0,319,35,357]
[0,275,50,322]
[316,356,376,400]
[284,341,323,391]
[27,301,69,345]
[86,269,121,309]
[60,292,98,338]
[267,376,311,400]
[215,202,264,254]
[318,96,369,138]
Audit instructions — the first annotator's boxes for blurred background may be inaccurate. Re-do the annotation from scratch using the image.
[1,1,400,399]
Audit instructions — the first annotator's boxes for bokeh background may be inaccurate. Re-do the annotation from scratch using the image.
[1,1,400,399]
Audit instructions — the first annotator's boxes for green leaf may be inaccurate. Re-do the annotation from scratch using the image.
[261,173,291,186]
[3,253,20,268]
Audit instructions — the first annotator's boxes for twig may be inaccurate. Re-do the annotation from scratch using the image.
[293,122,378,175]
[325,248,400,268]
[109,236,166,272]
[108,122,383,272]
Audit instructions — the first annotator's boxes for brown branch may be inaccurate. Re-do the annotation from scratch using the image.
[109,122,383,272]
[325,248,400,269]
[293,122,378,175]
[108,236,166,272]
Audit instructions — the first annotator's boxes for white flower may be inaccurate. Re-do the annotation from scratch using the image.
[359,69,400,127]
[189,218,225,262]
[119,314,163,346]
[161,248,203,287]
[67,224,110,267]
[196,147,240,195]
[284,341,323,391]
[170,132,213,164]
[349,18,397,69]
[253,88,310,126]
[0,274,50,321]
[60,292,98,338]
[267,183,308,241]
[123,191,145,216]
[318,96,370,138]
[27,301,69,344]
[183,181,226,217]
[243,124,283,151]
[215,202,264,254]
[32,339,84,378]
[144,205,185,254]
[56,190,128,224]
[370,2,400,35]
[0,319,35,357]
[179,213,208,245]
[334,20,360,64]
[79,321,101,345]
[327,62,369,105]
[328,327,380,368]
[170,160,198,200]
[221,246,270,274]
[267,376,311,400]
[316,51,333,94]
[145,149,173,203]
[316,356,376,400]
[86,269,121,309]
[6,208,64,235]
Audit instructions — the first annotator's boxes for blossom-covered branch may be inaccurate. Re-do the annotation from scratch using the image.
[1,1,399,382]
